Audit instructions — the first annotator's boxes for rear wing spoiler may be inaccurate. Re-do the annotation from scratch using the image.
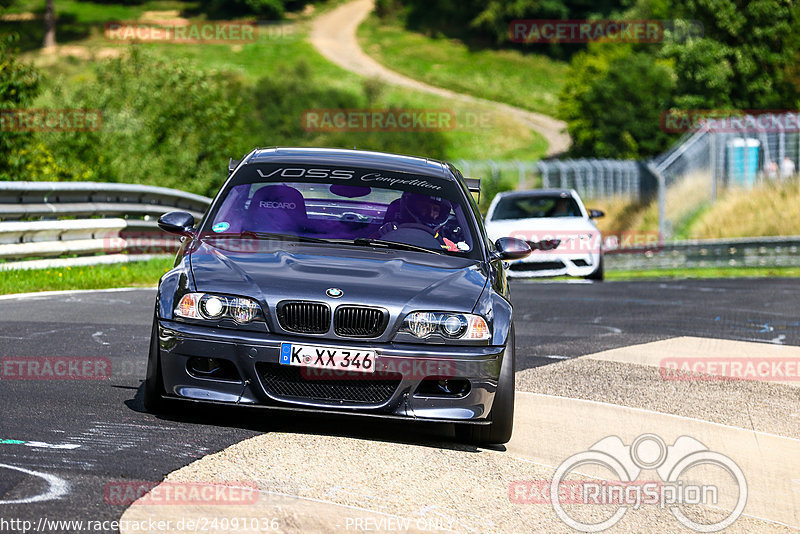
[464,178,480,202]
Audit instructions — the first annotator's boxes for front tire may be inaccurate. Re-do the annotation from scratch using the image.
[143,316,168,413]
[585,255,604,281]
[456,329,515,445]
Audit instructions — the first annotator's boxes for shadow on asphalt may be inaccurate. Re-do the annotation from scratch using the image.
[126,383,506,453]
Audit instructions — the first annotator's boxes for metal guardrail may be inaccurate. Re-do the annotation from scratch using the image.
[0,182,211,271]
[605,236,800,271]
[1,181,796,273]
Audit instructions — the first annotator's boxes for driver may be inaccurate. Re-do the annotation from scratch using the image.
[379,192,462,251]
[404,193,449,230]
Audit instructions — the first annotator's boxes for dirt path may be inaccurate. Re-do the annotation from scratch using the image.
[309,0,570,156]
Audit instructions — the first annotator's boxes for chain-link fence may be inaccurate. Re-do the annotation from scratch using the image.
[456,112,800,238]
[535,159,645,199]
[650,112,800,238]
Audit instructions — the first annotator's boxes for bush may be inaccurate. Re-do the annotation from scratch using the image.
[195,0,320,19]
[252,63,448,159]
[0,35,41,180]
[24,51,449,194]
[558,47,676,159]
[35,49,252,195]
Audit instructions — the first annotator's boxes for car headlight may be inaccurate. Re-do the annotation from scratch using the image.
[399,312,490,341]
[175,293,264,325]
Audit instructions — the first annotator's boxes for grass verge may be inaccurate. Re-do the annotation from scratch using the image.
[606,266,800,280]
[16,4,547,162]
[0,257,173,295]
[357,14,568,116]
[4,257,796,297]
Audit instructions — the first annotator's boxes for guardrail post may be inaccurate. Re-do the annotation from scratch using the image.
[517,161,526,189]
[710,132,718,201]
[647,162,667,240]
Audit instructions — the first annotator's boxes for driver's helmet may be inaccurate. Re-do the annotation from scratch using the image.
[402,193,451,231]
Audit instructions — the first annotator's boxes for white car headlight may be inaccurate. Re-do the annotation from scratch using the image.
[400,312,490,341]
[175,293,263,325]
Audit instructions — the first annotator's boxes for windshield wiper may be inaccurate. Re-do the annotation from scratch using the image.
[238,231,335,244]
[231,232,442,255]
[352,238,443,255]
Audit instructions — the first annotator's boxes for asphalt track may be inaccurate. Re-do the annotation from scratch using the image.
[0,279,798,532]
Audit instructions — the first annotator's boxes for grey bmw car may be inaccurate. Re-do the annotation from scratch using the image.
[145,148,530,444]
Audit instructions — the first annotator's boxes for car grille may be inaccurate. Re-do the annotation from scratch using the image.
[334,306,388,338]
[277,301,331,334]
[510,261,566,272]
[257,363,401,405]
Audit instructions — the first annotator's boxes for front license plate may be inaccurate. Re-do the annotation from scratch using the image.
[279,343,375,374]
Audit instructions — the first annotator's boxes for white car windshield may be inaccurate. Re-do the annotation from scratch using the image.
[491,195,582,220]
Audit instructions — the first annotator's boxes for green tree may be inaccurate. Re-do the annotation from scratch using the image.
[661,0,798,110]
[384,0,632,46]
[558,46,676,158]
[0,36,40,180]
[40,49,252,194]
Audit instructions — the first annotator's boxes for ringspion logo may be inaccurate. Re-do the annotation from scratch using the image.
[512,434,747,532]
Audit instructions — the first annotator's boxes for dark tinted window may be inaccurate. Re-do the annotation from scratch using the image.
[490,195,582,220]
[204,164,480,258]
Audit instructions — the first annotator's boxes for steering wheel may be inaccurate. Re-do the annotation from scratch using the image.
[340,212,370,223]
[379,222,438,237]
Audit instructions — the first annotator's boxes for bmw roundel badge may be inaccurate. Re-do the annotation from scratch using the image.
[326,288,343,298]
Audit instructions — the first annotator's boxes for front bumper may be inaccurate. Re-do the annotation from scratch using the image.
[156,320,506,423]
[506,252,601,278]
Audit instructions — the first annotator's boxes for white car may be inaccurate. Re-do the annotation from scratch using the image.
[484,189,605,280]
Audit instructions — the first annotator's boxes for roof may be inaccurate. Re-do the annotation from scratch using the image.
[245,147,451,178]
[496,188,577,198]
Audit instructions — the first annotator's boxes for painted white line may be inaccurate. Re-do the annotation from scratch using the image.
[0,463,69,504]
[92,331,110,346]
[1,438,81,450]
[0,287,155,301]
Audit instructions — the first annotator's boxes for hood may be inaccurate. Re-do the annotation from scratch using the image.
[484,216,599,242]
[188,239,488,318]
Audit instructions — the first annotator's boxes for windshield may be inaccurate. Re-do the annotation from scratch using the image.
[203,164,481,259]
[490,194,582,220]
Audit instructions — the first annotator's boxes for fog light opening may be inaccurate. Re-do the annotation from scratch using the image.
[187,357,241,382]
[415,377,470,398]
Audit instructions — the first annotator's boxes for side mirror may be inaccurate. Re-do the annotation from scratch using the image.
[158,211,195,236]
[494,237,531,261]
[589,209,605,219]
